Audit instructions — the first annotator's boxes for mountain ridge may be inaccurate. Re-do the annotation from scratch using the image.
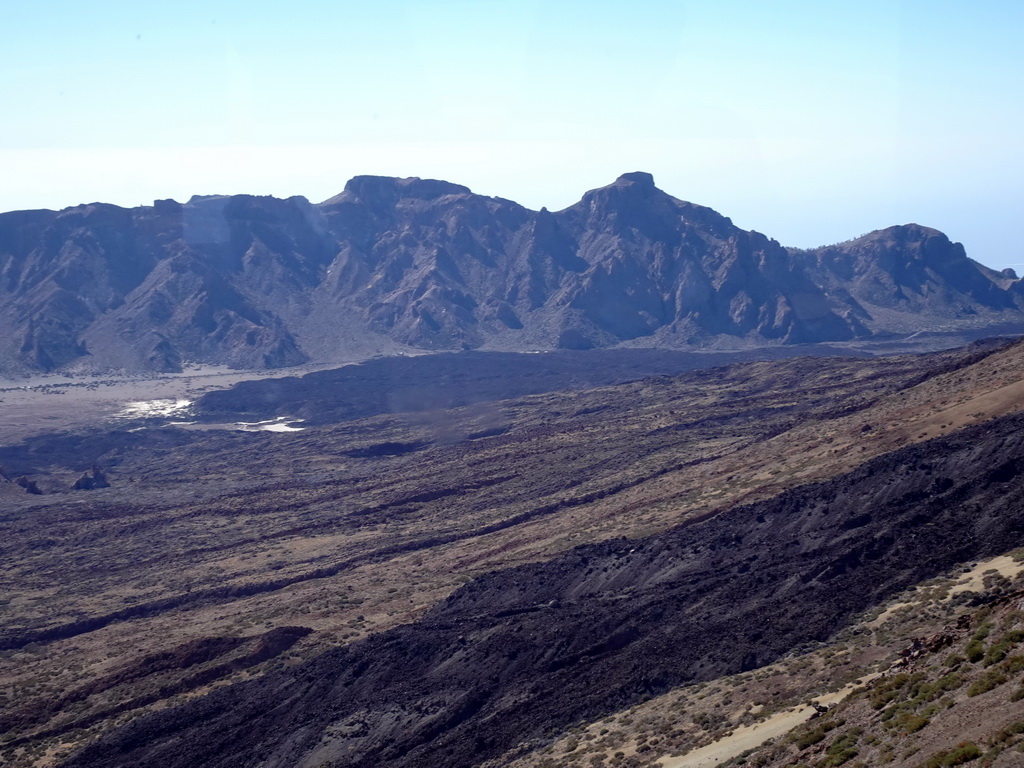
[1,173,1020,374]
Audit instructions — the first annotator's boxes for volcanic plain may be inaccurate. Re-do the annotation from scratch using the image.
[3,340,1024,766]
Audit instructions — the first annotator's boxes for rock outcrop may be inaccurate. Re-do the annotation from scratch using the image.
[15,476,42,495]
[73,466,109,490]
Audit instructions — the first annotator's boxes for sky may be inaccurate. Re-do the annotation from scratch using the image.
[2,1,1022,270]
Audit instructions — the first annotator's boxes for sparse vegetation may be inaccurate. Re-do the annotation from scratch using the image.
[915,741,982,768]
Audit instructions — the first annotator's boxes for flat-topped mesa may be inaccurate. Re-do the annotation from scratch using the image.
[612,170,657,188]
[579,171,661,204]
[322,176,473,207]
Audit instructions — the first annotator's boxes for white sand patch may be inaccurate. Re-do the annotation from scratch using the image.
[234,417,305,432]
[117,398,193,419]
[253,422,305,433]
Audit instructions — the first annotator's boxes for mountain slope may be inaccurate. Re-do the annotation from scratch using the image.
[490,553,1024,768]
[735,583,1024,768]
[800,224,1019,332]
[58,406,1024,768]
[1,174,1020,373]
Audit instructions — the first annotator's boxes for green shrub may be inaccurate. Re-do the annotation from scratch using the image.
[965,641,985,663]
[870,673,914,709]
[944,742,983,765]
[915,741,982,767]
[983,641,1012,667]
[821,728,863,767]
[793,718,843,749]
[965,624,993,663]
[967,670,1007,697]
[900,714,931,734]
[997,721,1024,743]
[916,673,964,703]
[1001,654,1024,674]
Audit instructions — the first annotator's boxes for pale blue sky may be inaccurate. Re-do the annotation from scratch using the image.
[2,1,1021,269]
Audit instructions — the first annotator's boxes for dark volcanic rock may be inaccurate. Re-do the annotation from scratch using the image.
[15,475,42,495]
[2,176,1021,373]
[73,466,110,490]
[61,410,1024,768]
[192,347,870,427]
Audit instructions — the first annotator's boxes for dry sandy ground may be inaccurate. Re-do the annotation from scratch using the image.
[0,363,335,442]
[868,553,1024,628]
[656,680,876,768]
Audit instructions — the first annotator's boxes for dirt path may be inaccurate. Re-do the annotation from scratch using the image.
[657,680,873,768]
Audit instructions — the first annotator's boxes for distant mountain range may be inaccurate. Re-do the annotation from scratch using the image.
[1,171,1021,373]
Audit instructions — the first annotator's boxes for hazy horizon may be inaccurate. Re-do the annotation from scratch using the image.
[4,1,1021,271]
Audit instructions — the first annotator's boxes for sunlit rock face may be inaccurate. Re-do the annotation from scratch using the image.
[1,174,1019,374]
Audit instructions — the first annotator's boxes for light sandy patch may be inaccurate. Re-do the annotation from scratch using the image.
[0,363,336,441]
[869,553,1024,628]
[657,679,875,768]
[887,377,1024,446]
[947,554,1024,597]
[167,416,307,432]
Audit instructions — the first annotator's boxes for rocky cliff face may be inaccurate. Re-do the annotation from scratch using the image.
[1,174,1019,373]
[799,224,1019,330]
